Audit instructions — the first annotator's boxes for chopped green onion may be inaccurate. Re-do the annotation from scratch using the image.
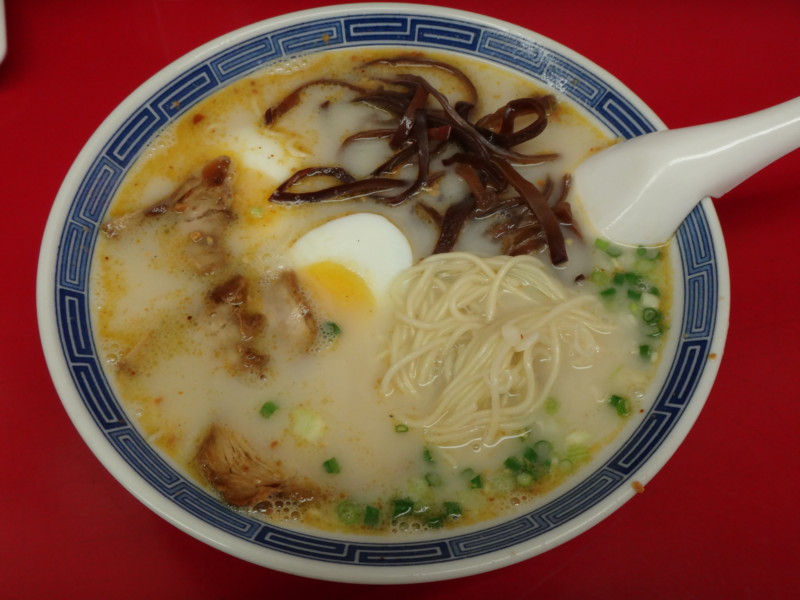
[626,272,642,286]
[322,457,341,474]
[392,498,414,520]
[533,440,554,462]
[488,470,516,493]
[613,272,627,286]
[336,501,361,525]
[599,287,617,298]
[642,307,662,325]
[423,447,435,463]
[531,463,550,481]
[567,444,589,461]
[627,289,642,301]
[394,423,409,433]
[320,321,342,338]
[594,238,623,257]
[425,472,443,487]
[609,394,632,417]
[259,400,279,419]
[523,446,538,464]
[590,269,609,286]
[636,246,661,260]
[363,505,380,527]
[425,514,445,528]
[594,238,611,251]
[516,472,534,487]
[469,474,483,489]
[558,458,574,472]
[639,344,652,359]
[443,501,462,519]
[504,456,523,472]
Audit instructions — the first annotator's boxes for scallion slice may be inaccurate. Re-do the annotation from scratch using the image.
[609,394,632,417]
[599,287,617,298]
[336,500,360,525]
[533,440,554,462]
[425,472,443,487]
[392,498,414,520]
[642,307,662,325]
[364,505,380,527]
[594,238,623,257]
[259,400,279,419]
[516,472,534,487]
[320,321,342,337]
[443,501,462,519]
[322,457,341,474]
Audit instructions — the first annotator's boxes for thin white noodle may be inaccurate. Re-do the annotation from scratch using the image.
[381,253,613,447]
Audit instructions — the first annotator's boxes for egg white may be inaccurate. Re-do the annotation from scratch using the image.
[289,213,413,304]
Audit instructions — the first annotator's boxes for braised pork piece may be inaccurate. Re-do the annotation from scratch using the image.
[102,155,235,276]
[195,424,321,508]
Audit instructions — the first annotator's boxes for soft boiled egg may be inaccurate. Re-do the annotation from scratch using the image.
[288,213,413,313]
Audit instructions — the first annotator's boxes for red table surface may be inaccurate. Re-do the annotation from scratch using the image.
[2,0,798,598]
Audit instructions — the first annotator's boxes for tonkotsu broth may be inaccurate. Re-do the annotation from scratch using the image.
[92,48,671,533]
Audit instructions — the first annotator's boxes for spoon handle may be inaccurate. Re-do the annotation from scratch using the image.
[574,96,800,246]
[669,95,800,200]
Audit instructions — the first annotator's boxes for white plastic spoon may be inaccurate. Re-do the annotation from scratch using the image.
[571,96,800,246]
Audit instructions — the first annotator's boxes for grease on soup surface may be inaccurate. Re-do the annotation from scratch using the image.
[92,48,671,533]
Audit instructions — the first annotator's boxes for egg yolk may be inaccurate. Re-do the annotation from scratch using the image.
[298,261,375,312]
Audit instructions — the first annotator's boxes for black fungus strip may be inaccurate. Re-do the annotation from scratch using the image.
[433,195,477,254]
[372,142,419,176]
[475,96,554,148]
[270,166,404,203]
[363,56,479,106]
[352,90,413,116]
[341,128,396,146]
[443,152,507,192]
[390,84,429,148]
[452,163,497,213]
[491,157,568,265]
[383,108,431,206]
[264,79,368,125]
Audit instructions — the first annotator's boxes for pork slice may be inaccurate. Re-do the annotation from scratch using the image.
[102,156,235,275]
[260,271,318,353]
[194,424,319,507]
[207,274,269,375]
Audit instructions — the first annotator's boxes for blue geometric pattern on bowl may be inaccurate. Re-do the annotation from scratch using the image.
[52,12,719,566]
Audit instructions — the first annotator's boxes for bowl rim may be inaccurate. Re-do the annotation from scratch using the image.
[37,2,730,584]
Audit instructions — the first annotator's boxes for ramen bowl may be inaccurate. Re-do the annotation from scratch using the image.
[37,3,729,584]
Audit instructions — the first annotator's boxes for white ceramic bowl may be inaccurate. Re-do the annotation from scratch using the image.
[37,3,729,584]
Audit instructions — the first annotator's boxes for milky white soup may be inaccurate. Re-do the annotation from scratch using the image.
[92,49,671,534]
